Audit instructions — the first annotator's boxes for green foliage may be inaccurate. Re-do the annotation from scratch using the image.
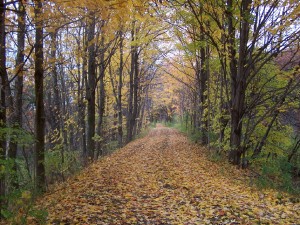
[103,140,119,155]
[0,158,16,181]
[15,158,34,190]
[287,136,300,168]
[254,157,299,194]
[168,113,300,194]
[135,124,154,140]
[93,134,104,143]
[28,208,48,225]
[163,120,175,128]
[189,130,202,143]
[167,119,197,143]
[149,121,157,128]
[206,130,219,146]
[46,149,81,184]
[0,126,34,146]
[0,156,48,223]
[173,122,188,134]
[1,189,48,224]
[207,151,223,163]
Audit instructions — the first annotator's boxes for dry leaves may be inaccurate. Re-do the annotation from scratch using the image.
[33,125,300,224]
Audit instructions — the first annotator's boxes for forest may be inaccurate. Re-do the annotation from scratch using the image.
[0,0,300,223]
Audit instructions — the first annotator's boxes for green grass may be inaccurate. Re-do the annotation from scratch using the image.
[254,157,300,194]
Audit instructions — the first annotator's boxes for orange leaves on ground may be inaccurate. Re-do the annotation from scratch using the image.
[33,125,300,224]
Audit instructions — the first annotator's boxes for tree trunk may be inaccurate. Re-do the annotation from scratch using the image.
[117,32,124,147]
[59,63,69,151]
[127,24,135,143]
[49,30,64,163]
[132,47,139,137]
[227,0,238,164]
[96,36,106,158]
[288,138,300,163]
[198,8,209,145]
[34,0,46,192]
[0,0,7,212]
[228,0,252,165]
[8,0,26,188]
[252,111,278,158]
[200,38,208,145]
[86,14,96,161]
[138,87,148,134]
[79,25,87,160]
[252,79,294,158]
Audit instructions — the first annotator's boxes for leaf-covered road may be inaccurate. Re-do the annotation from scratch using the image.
[36,125,300,224]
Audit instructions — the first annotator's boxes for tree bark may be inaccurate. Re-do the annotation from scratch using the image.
[34,0,46,192]
[49,30,63,162]
[96,35,106,158]
[132,46,139,137]
[252,111,278,158]
[79,24,87,160]
[8,0,26,189]
[86,14,96,161]
[199,28,208,145]
[228,0,252,165]
[0,0,7,212]
[127,23,135,143]
[288,138,300,163]
[117,31,124,147]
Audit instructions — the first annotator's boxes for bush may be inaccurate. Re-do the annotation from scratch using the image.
[0,154,52,223]
[46,149,81,185]
[255,157,298,194]
[1,190,48,224]
[149,121,157,128]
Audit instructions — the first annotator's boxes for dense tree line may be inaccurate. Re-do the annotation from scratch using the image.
[156,0,300,188]
[0,0,166,217]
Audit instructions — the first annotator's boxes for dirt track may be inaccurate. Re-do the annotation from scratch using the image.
[34,125,300,224]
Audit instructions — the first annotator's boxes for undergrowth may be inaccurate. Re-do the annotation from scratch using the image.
[166,119,300,195]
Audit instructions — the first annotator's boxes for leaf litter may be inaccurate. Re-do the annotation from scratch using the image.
[32,125,299,224]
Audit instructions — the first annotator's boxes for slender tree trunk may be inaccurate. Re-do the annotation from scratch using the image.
[0,0,7,212]
[50,31,61,134]
[206,45,211,146]
[288,139,300,163]
[138,87,148,133]
[8,0,26,188]
[86,14,96,161]
[34,0,46,192]
[96,36,106,158]
[127,24,135,143]
[117,32,123,147]
[78,68,86,159]
[198,9,209,145]
[96,76,105,158]
[219,21,230,149]
[80,25,87,160]
[59,63,68,151]
[252,79,294,158]
[200,39,208,145]
[49,30,63,162]
[132,47,139,137]
[195,58,201,132]
[219,67,229,148]
[252,111,278,158]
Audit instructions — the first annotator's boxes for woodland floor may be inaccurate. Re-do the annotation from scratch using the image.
[33,124,300,224]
